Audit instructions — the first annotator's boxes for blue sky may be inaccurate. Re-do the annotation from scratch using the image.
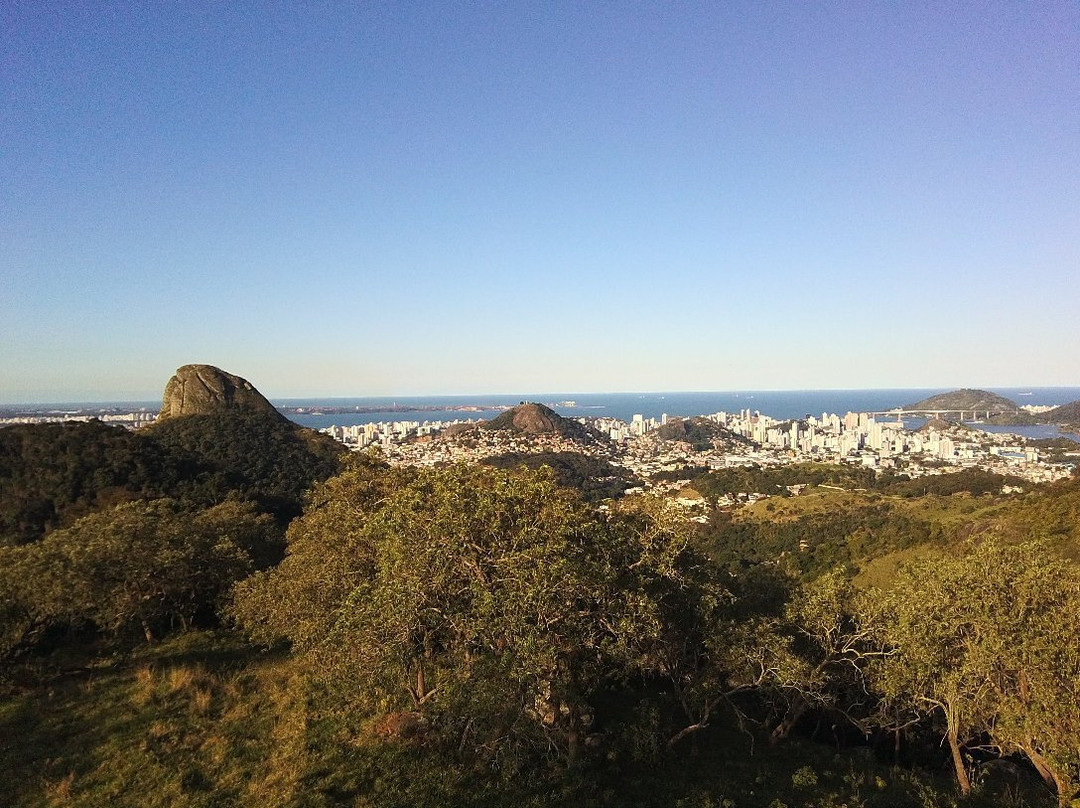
[2,1,1078,402]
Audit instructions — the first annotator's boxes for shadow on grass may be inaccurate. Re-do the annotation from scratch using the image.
[0,630,287,808]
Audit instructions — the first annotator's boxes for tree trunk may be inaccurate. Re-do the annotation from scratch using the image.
[1027,748,1072,808]
[946,724,971,796]
[566,703,581,766]
[770,698,807,744]
[668,721,708,749]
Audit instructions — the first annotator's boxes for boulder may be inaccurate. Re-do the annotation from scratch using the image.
[157,364,282,421]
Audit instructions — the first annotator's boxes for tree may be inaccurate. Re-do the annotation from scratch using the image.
[481,451,638,501]
[234,463,708,766]
[0,544,49,659]
[146,408,343,522]
[0,498,266,653]
[758,570,877,743]
[231,453,411,653]
[861,539,1080,805]
[964,542,1080,807]
[600,494,732,752]
[671,567,878,750]
[0,420,180,545]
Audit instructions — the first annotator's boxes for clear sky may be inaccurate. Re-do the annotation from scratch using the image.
[2,2,1078,403]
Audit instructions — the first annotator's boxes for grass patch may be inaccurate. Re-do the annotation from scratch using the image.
[735,489,871,523]
[0,630,1057,808]
[0,631,295,808]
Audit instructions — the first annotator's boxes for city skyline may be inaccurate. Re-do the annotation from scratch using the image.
[3,3,1078,403]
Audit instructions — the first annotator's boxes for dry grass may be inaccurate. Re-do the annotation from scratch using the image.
[735,489,869,523]
[166,664,201,693]
[131,662,223,716]
[242,665,310,806]
[191,686,213,716]
[131,664,157,706]
[43,771,75,806]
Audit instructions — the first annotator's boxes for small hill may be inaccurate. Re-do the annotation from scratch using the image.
[676,486,705,503]
[482,403,594,441]
[983,411,1041,426]
[1046,400,1080,425]
[157,364,283,422]
[917,417,964,433]
[915,419,976,432]
[656,417,744,451]
[148,408,343,523]
[0,408,344,547]
[904,388,1018,413]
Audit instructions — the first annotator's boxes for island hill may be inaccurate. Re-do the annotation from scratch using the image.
[1047,399,1080,426]
[899,387,1080,430]
[903,388,1021,414]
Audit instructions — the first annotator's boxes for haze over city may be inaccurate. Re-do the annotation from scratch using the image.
[3,3,1078,403]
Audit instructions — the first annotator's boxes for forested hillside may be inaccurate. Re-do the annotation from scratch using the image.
[0,409,343,548]
[2,413,1079,807]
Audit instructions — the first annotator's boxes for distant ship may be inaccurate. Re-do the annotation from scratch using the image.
[1018,392,1033,396]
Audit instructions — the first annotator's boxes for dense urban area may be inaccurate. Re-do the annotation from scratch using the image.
[335,405,1074,486]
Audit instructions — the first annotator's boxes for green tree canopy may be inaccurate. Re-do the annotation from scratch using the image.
[234,462,716,766]
[146,408,344,522]
[0,412,343,549]
[861,539,1080,804]
[0,498,269,657]
[0,421,182,545]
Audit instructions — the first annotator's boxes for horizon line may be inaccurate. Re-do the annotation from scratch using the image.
[3,383,1079,409]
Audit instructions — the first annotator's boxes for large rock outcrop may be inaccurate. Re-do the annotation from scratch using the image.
[157,364,283,421]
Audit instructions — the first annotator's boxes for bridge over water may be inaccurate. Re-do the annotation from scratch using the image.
[866,408,1017,421]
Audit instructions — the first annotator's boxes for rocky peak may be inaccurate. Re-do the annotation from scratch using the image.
[482,403,564,434]
[157,364,282,421]
[481,402,597,442]
[507,403,562,433]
